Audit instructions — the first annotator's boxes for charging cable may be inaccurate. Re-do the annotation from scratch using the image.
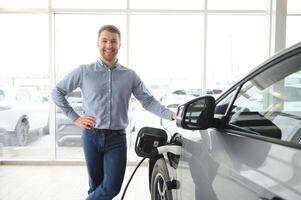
[120,145,181,200]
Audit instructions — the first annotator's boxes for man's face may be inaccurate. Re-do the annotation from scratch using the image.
[98,30,121,63]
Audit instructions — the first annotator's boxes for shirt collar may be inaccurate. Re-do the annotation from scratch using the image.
[97,59,121,71]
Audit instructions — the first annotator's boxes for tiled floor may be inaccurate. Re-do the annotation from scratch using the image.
[0,164,151,200]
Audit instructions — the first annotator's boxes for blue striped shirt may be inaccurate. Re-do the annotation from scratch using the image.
[51,60,173,130]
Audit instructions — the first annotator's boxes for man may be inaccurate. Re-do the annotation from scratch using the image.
[52,25,176,200]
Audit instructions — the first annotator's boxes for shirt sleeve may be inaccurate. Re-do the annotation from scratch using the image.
[132,72,173,120]
[51,66,83,122]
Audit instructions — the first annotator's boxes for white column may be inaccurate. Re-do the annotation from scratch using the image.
[269,0,287,56]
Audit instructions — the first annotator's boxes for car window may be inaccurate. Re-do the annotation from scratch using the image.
[228,52,301,144]
[214,89,237,115]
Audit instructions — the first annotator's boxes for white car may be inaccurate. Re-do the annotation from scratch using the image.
[0,87,49,146]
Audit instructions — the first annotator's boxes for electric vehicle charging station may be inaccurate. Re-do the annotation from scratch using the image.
[121,127,181,200]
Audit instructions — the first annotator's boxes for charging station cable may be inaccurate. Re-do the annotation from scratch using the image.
[120,145,181,200]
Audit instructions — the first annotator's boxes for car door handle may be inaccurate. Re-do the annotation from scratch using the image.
[258,197,284,200]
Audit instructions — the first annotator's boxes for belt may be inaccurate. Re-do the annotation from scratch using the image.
[93,128,124,132]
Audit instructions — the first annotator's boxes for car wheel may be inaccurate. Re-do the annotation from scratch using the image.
[151,158,173,200]
[15,121,29,146]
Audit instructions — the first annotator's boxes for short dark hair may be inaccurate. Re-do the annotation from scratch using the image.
[98,25,121,39]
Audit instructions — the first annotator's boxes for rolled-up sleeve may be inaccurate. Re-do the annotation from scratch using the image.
[51,66,83,122]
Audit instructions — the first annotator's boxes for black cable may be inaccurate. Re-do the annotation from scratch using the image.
[121,152,153,200]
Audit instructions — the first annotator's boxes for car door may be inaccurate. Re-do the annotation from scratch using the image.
[177,45,301,200]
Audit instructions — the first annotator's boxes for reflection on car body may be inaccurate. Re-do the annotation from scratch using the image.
[147,42,301,200]
[0,86,49,146]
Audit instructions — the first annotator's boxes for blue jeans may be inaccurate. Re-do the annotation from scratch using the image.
[82,128,127,200]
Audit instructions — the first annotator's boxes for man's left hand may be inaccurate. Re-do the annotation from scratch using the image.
[172,112,176,120]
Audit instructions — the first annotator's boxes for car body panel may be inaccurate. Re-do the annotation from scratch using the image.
[177,128,301,200]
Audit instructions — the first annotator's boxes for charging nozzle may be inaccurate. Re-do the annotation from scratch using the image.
[152,145,182,156]
[135,127,182,158]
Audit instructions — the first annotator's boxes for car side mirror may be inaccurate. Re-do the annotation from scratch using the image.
[176,96,215,130]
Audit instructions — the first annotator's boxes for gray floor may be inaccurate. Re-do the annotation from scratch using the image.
[0,164,151,200]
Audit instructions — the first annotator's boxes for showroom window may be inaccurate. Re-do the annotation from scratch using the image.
[0,13,50,159]
[0,0,297,161]
[206,14,268,91]
[130,14,204,86]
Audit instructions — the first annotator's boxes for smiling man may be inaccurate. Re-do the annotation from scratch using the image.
[52,24,176,200]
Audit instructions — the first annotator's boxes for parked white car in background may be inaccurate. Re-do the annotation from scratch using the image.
[160,87,223,111]
[0,87,49,146]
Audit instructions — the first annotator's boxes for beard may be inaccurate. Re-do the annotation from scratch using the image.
[100,49,118,63]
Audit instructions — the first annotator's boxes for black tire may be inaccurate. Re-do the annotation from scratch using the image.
[15,121,29,146]
[151,158,173,200]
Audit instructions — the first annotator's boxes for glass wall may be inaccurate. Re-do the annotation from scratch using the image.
[0,0,299,161]
[0,13,50,159]
[206,14,268,89]
[130,14,204,85]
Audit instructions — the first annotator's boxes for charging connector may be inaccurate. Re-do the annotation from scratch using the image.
[151,144,181,156]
